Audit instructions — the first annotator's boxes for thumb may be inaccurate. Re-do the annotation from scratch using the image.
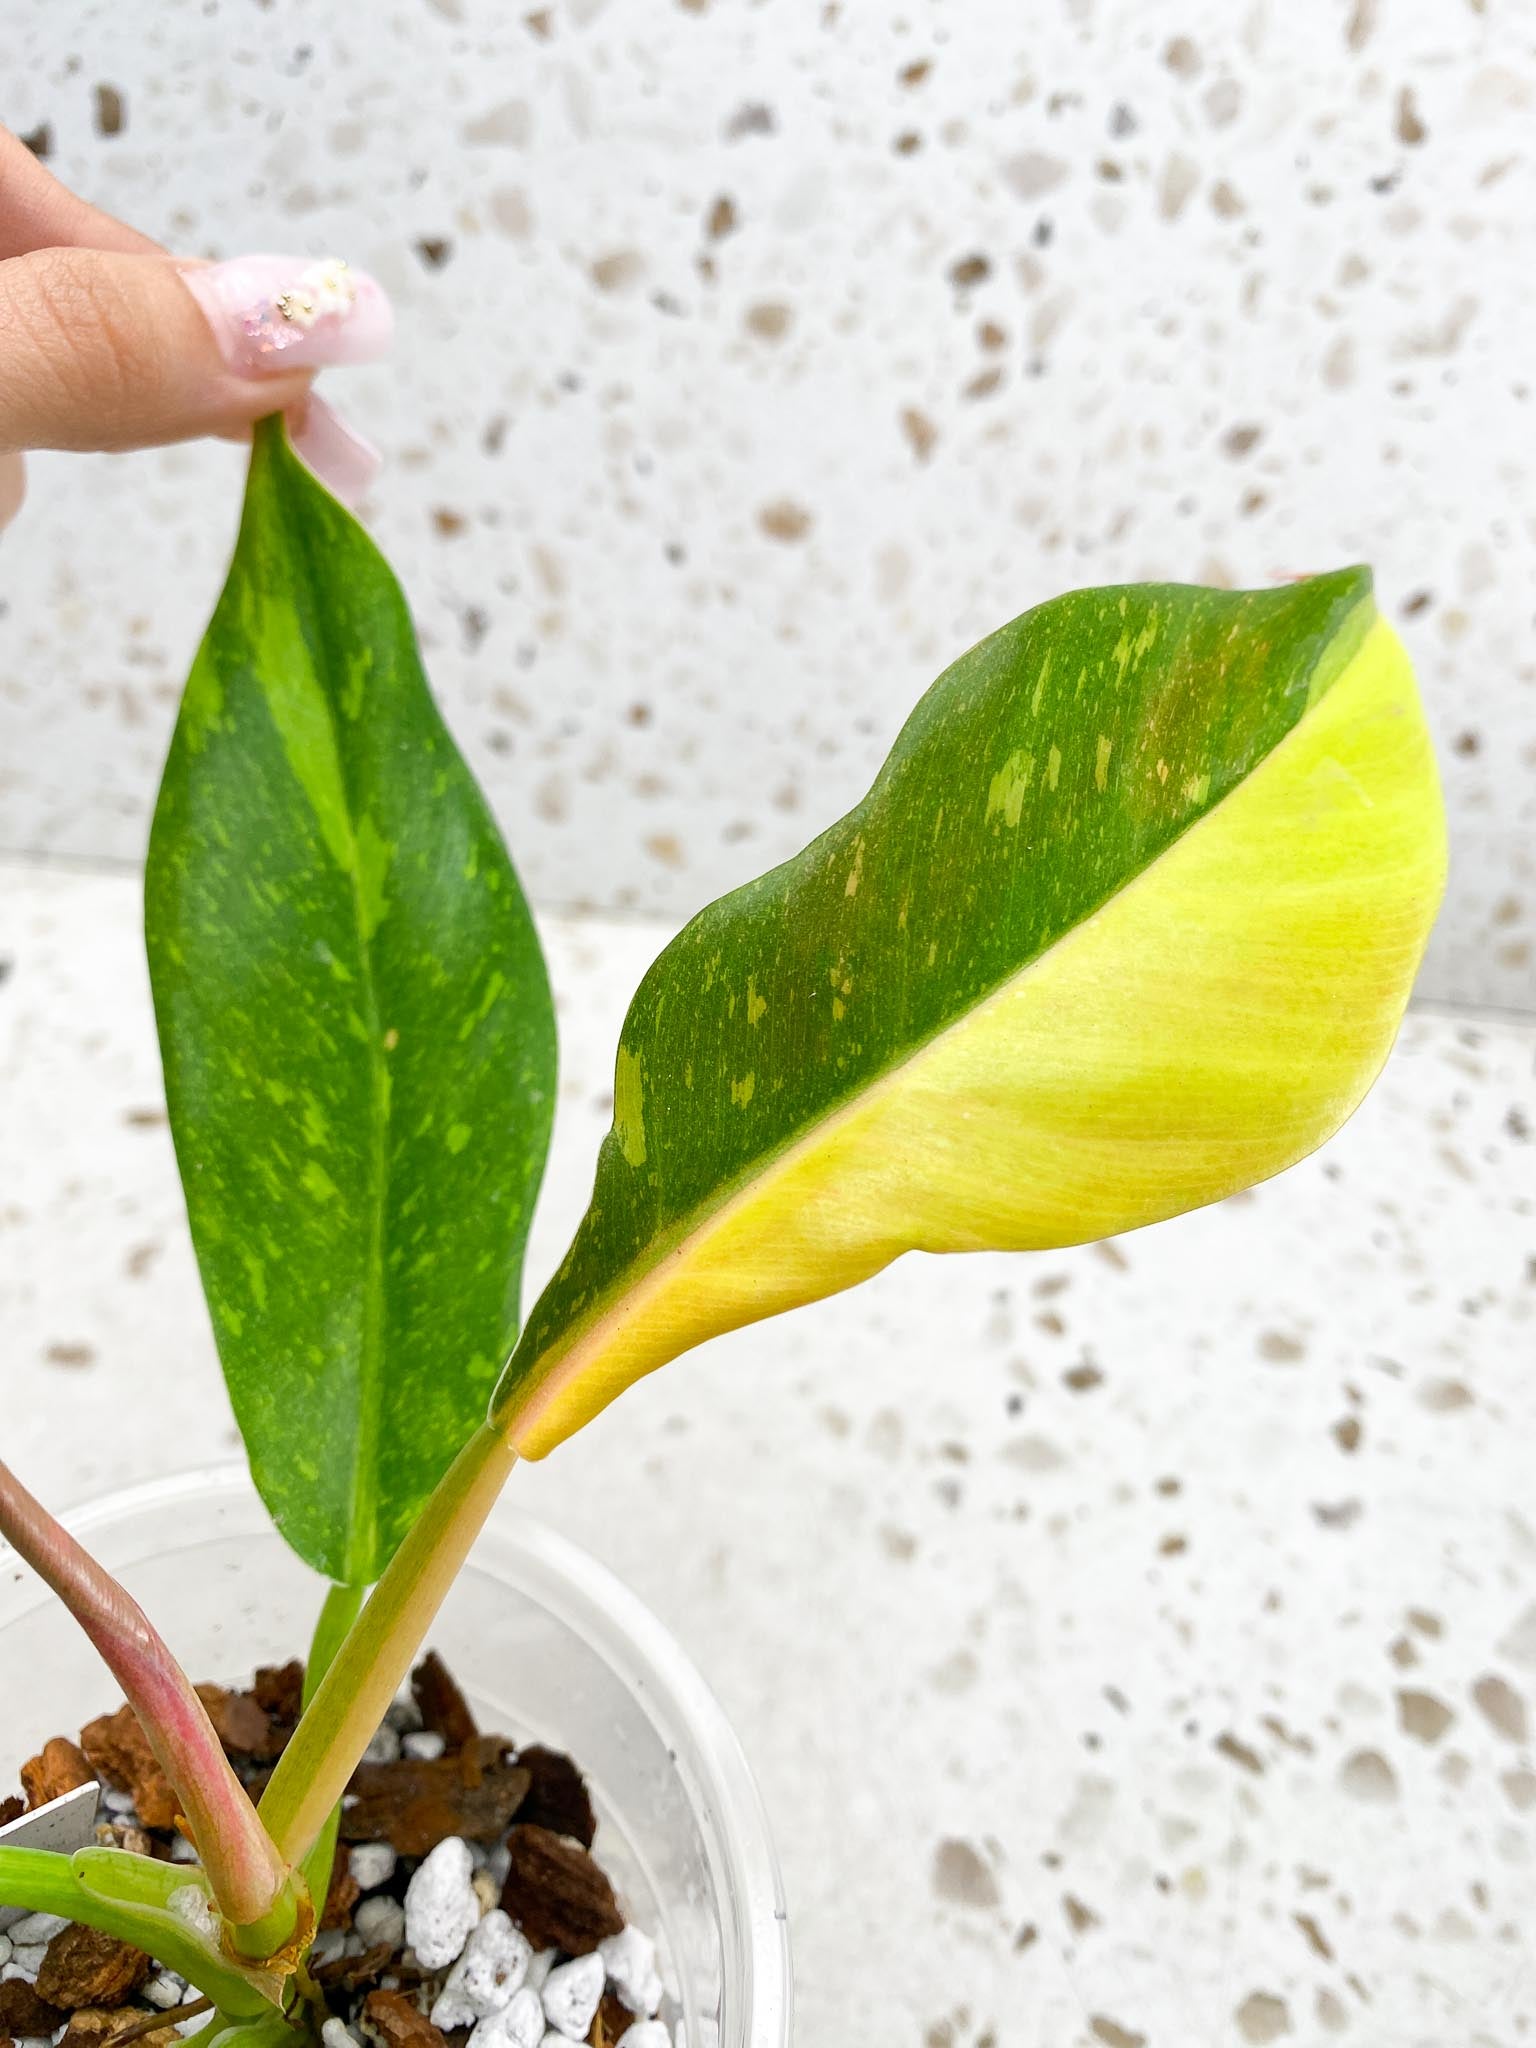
[0,246,390,455]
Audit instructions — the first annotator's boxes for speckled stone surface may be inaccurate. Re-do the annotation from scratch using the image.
[3,0,1534,1011]
[2,862,1533,2046]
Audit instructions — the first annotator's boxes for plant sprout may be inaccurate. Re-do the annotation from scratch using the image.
[0,418,1446,2039]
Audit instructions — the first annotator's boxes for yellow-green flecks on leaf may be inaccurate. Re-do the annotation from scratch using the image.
[354,815,393,941]
[731,1071,756,1107]
[301,1097,329,1147]
[1030,654,1051,715]
[986,749,1035,828]
[747,978,767,1026]
[1047,745,1062,791]
[1183,771,1211,804]
[301,1161,340,1203]
[615,1045,647,1167]
[1095,735,1113,791]
[241,1250,269,1313]
[458,969,509,1041]
[446,1123,472,1154]
[845,838,864,898]
[339,647,374,723]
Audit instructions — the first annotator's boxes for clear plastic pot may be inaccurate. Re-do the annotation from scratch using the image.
[0,1467,791,2048]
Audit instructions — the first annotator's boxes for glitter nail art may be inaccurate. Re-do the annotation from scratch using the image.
[247,259,359,356]
[183,252,394,375]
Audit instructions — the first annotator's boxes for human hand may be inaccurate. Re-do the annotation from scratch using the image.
[0,126,391,531]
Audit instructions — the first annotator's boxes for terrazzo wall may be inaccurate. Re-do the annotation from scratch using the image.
[4,0,1533,1012]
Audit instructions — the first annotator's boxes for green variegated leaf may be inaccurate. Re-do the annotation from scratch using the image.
[494,569,1444,1455]
[146,419,555,1582]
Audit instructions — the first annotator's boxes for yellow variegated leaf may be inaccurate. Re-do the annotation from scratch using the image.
[494,571,1445,1456]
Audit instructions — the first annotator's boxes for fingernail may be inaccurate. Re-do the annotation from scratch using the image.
[182,255,393,376]
[287,393,382,507]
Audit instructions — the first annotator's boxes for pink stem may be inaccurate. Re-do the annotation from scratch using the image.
[0,1459,289,1927]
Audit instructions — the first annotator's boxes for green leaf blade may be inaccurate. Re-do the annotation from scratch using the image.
[496,571,1444,1454]
[148,421,556,1581]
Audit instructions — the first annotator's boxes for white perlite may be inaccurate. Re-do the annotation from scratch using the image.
[473,1842,512,1888]
[8,1944,46,1979]
[467,1985,544,2048]
[348,1842,397,1892]
[404,1836,480,1969]
[353,1896,407,1952]
[401,1731,446,1762]
[7,1914,67,1947]
[0,1937,11,1968]
[524,1952,556,1993]
[362,1725,402,1766]
[321,2021,361,2048]
[144,1972,188,2009]
[539,1953,603,2042]
[384,1693,423,1735]
[169,1886,216,1940]
[615,2026,670,2048]
[429,1909,531,2028]
[597,1927,662,2019]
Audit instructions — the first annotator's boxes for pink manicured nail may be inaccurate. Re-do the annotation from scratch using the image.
[288,393,382,507]
[182,254,393,375]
